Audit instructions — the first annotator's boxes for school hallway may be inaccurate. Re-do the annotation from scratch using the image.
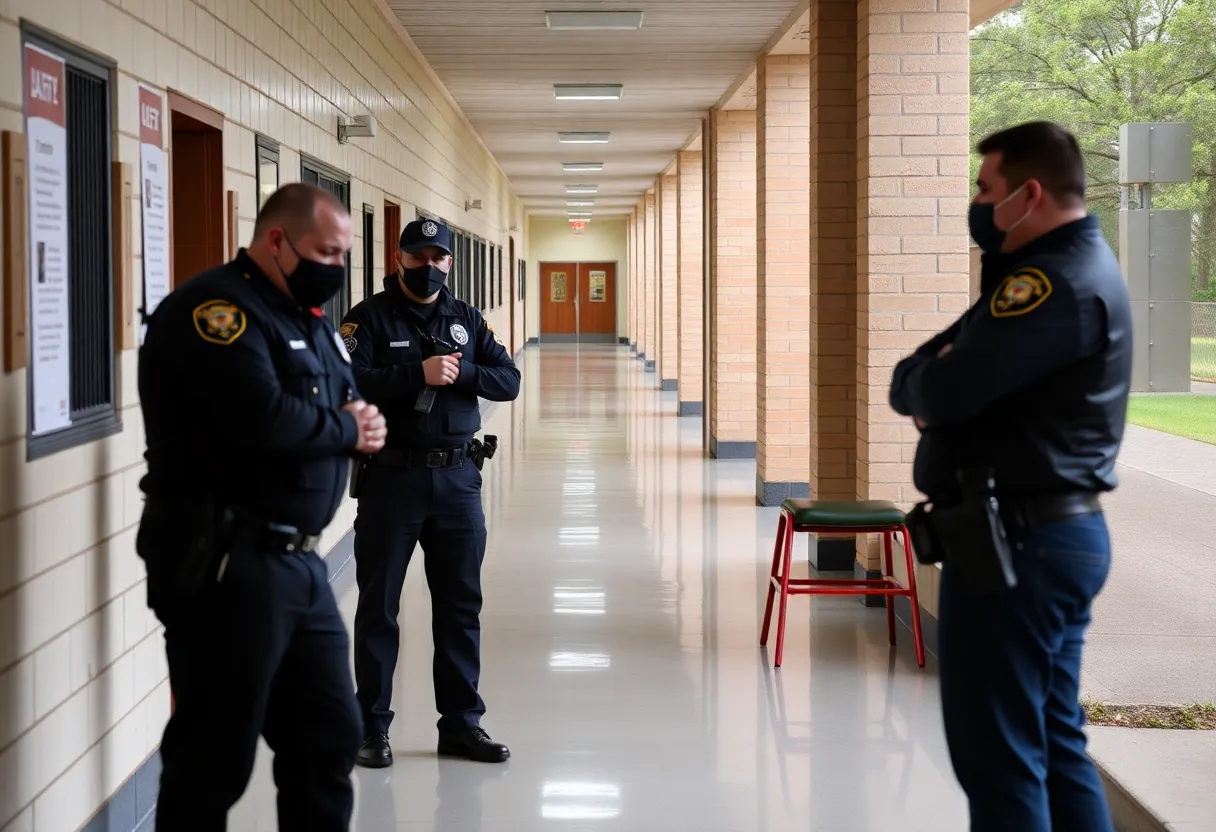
[228,344,965,831]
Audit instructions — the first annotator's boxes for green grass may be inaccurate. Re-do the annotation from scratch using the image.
[1195,337,1216,382]
[1127,394,1216,445]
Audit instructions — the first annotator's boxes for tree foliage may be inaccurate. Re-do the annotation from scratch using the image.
[970,0,1216,296]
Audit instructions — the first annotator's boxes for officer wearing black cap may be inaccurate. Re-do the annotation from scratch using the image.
[137,182,387,830]
[889,121,1130,832]
[341,218,520,767]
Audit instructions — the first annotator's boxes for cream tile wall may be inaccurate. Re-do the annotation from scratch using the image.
[0,0,525,828]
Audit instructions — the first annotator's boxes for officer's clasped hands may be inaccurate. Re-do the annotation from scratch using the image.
[423,353,463,386]
[344,400,388,454]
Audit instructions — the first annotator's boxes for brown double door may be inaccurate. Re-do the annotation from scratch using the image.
[539,261,616,341]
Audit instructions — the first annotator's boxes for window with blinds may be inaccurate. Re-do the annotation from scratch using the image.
[25,29,122,460]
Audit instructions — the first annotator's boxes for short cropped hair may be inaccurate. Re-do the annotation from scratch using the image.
[252,182,347,240]
[976,121,1086,206]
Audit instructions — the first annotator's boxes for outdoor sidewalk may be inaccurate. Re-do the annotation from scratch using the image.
[1085,423,1216,831]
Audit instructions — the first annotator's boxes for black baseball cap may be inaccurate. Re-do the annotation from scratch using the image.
[399,218,452,255]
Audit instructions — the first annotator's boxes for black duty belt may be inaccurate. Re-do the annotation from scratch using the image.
[1001,491,1102,532]
[376,446,468,469]
[230,511,321,554]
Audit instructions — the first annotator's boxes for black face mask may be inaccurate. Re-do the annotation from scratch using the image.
[401,264,448,299]
[279,238,345,308]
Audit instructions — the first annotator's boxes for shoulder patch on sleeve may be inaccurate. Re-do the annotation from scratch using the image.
[339,322,359,353]
[990,268,1053,318]
[485,320,504,346]
[192,300,247,345]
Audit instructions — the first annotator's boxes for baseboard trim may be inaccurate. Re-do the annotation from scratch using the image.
[678,400,703,417]
[708,435,756,460]
[754,477,810,507]
[660,378,677,392]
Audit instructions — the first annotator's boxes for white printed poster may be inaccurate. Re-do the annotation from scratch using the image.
[139,83,170,340]
[24,43,71,435]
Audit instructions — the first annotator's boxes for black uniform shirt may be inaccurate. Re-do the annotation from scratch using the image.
[138,250,360,532]
[889,215,1133,501]
[340,276,521,449]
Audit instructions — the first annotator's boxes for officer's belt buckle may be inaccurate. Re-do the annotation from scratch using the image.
[425,451,449,468]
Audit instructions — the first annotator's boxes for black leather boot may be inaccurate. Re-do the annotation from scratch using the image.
[437,726,510,763]
[356,732,393,768]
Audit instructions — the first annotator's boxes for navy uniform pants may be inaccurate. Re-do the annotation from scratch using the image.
[352,460,488,735]
[939,511,1115,832]
[144,538,362,832]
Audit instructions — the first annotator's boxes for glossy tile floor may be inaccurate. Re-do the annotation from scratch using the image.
[230,344,968,831]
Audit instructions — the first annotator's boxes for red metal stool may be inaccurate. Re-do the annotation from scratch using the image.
[760,499,926,668]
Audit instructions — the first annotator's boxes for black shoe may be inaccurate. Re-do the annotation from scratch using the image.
[437,726,510,763]
[356,733,393,768]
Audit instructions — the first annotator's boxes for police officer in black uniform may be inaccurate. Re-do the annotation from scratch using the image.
[889,121,1129,832]
[342,218,520,767]
[137,183,387,831]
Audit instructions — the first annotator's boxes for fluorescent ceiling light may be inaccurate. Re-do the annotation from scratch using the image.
[568,212,592,218]
[563,162,603,172]
[567,201,594,207]
[545,11,644,30]
[558,132,610,144]
[566,185,599,194]
[554,84,623,101]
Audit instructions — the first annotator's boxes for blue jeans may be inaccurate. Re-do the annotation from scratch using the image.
[938,511,1115,832]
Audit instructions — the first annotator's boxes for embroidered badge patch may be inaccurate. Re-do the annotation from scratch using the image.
[193,300,247,345]
[450,323,469,345]
[991,268,1053,318]
[422,221,439,238]
[339,322,359,353]
[486,321,504,346]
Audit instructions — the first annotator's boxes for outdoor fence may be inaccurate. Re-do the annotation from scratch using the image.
[1194,302,1216,382]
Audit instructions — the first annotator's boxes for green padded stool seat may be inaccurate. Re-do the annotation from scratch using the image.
[779,499,906,528]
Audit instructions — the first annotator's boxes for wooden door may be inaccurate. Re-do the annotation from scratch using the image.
[383,201,401,277]
[168,91,225,287]
[540,262,577,336]
[577,262,616,335]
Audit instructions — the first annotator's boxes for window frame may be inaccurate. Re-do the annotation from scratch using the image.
[255,135,279,212]
[362,204,376,300]
[23,23,122,461]
[300,155,352,322]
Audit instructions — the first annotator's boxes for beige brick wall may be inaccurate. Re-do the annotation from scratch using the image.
[629,210,638,345]
[708,108,758,449]
[644,190,659,367]
[811,0,860,502]
[659,174,680,384]
[856,0,971,562]
[0,0,523,827]
[676,151,705,408]
[756,55,812,493]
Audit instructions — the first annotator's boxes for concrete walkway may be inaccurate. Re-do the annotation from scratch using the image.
[1084,424,1216,831]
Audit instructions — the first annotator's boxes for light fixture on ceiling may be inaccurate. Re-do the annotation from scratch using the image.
[563,162,604,172]
[545,10,644,30]
[566,185,599,195]
[567,201,595,208]
[554,84,624,101]
[558,132,610,144]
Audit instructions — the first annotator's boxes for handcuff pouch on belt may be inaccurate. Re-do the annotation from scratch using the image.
[905,468,1018,597]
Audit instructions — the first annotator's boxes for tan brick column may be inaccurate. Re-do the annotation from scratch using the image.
[808,0,861,569]
[659,173,679,390]
[637,200,650,363]
[628,211,638,351]
[756,54,812,506]
[643,189,658,372]
[676,150,704,416]
[707,108,758,459]
[855,0,971,569]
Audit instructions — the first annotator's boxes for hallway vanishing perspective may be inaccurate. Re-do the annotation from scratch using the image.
[228,345,965,832]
